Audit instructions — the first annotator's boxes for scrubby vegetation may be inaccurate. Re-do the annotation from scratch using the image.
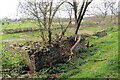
[0,0,119,79]
[1,25,118,79]
[60,27,118,78]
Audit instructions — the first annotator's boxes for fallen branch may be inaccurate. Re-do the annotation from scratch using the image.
[6,75,12,78]
[70,35,81,55]
[87,58,107,62]
[93,58,107,62]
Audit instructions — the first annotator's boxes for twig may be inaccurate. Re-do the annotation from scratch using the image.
[87,58,107,62]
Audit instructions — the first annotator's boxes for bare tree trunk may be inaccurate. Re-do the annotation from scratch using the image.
[73,1,78,28]
[43,15,47,29]
[75,1,92,34]
[48,1,65,43]
[37,19,45,41]
[68,0,93,35]
[59,21,72,41]
[48,1,53,44]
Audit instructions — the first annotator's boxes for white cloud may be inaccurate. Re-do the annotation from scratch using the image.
[0,0,119,19]
[0,0,20,19]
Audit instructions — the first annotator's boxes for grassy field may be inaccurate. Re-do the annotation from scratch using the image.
[2,21,36,29]
[1,24,101,42]
[59,27,118,78]
[0,24,97,43]
[0,22,118,78]
[1,20,75,31]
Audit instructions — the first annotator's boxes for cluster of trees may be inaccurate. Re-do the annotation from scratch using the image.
[19,0,118,43]
[19,0,93,43]
[87,0,118,27]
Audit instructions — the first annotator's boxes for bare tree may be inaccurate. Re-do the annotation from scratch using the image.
[57,3,73,41]
[19,0,49,41]
[68,0,93,34]
[47,0,65,43]
[38,2,49,29]
[87,0,118,27]
[19,0,93,42]
[19,0,65,43]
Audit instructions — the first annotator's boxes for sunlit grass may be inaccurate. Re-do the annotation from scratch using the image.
[1,25,118,78]
[2,20,75,30]
[59,26,118,78]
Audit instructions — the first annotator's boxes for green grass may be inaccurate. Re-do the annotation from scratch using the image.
[1,25,118,78]
[1,20,75,31]
[1,30,61,41]
[1,27,73,42]
[59,27,118,78]
[80,26,100,31]
[2,20,37,30]
[1,33,26,39]
[1,42,27,77]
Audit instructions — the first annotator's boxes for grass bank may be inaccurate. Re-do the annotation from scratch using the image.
[60,26,118,78]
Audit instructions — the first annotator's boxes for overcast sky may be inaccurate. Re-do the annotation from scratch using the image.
[0,0,119,19]
[0,0,20,19]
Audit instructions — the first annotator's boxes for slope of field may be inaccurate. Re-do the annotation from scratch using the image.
[1,25,118,79]
[60,26,118,78]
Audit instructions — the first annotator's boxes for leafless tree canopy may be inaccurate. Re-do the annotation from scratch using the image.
[19,0,93,43]
[86,0,118,27]
[67,0,93,34]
